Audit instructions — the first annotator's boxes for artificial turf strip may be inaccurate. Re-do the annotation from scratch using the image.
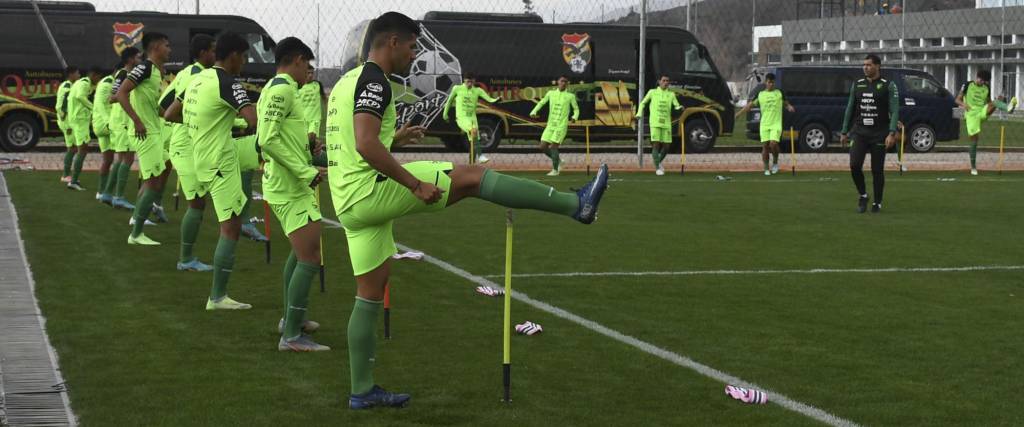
[5,170,1024,425]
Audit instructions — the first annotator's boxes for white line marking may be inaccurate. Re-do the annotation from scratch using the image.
[394,242,860,427]
[481,265,1024,279]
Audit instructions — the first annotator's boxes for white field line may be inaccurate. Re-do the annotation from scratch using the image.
[480,265,1024,279]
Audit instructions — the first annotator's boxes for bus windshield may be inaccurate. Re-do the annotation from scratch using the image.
[245,33,275,64]
[683,43,714,74]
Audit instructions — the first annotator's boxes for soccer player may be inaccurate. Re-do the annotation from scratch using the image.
[235,131,269,242]
[327,12,608,409]
[840,55,899,214]
[117,32,171,244]
[442,72,501,164]
[66,67,102,191]
[735,73,795,176]
[636,75,683,176]
[158,34,216,271]
[257,37,328,351]
[56,67,79,184]
[94,67,116,202]
[956,69,1019,176]
[165,32,257,310]
[298,65,323,146]
[104,47,142,210]
[530,75,579,176]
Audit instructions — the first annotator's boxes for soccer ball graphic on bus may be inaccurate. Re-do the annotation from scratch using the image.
[392,25,462,128]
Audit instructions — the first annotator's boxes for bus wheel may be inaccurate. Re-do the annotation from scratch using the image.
[798,123,830,153]
[0,113,41,152]
[683,118,716,153]
[908,123,935,153]
[477,116,504,151]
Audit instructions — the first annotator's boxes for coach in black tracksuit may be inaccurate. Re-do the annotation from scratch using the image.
[840,54,900,214]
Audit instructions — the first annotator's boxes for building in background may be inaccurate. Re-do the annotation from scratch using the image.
[753,3,1024,102]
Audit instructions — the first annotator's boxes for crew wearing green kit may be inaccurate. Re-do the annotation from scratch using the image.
[104,47,142,210]
[735,73,795,175]
[530,75,579,176]
[66,68,102,190]
[442,72,501,164]
[56,67,78,184]
[94,68,116,202]
[636,75,683,176]
[956,69,1019,176]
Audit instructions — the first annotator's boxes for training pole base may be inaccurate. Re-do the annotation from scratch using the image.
[383,308,391,340]
[502,363,511,403]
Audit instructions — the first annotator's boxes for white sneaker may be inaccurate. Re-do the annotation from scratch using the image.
[764,170,771,176]
[476,154,490,164]
[128,217,157,226]
[655,166,665,176]
[95,192,102,200]
[971,168,979,176]
[771,163,780,174]
[546,169,560,176]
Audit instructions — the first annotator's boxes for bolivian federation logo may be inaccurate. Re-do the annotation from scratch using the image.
[561,33,591,74]
[113,22,145,55]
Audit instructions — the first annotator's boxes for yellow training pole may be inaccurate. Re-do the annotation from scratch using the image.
[999,125,1005,175]
[790,127,796,175]
[316,184,325,293]
[469,133,476,165]
[899,125,906,176]
[680,121,686,175]
[502,210,513,403]
[585,126,592,176]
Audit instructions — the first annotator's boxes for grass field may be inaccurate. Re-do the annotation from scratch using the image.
[5,169,1024,426]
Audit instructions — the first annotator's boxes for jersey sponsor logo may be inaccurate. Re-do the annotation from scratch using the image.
[231,82,249,104]
[112,22,144,56]
[366,82,384,93]
[355,98,381,109]
[359,90,383,102]
[561,33,592,74]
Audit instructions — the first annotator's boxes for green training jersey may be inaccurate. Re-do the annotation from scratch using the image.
[529,89,579,129]
[442,84,499,120]
[636,87,682,129]
[125,59,164,132]
[297,80,323,135]
[961,81,991,110]
[159,62,205,151]
[92,75,114,128]
[258,73,318,203]
[109,69,130,129]
[55,80,72,126]
[67,77,93,125]
[325,61,396,213]
[182,66,253,182]
[754,89,785,130]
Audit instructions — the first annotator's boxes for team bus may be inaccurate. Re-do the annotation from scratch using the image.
[0,0,276,151]
[340,11,735,153]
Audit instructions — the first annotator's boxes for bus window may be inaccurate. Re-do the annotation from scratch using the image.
[683,43,713,74]
[340,20,370,72]
[245,33,275,64]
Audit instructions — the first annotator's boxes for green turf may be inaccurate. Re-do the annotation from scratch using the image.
[5,169,1024,425]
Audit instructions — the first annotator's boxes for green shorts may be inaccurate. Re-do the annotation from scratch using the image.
[456,116,478,134]
[110,124,130,153]
[170,148,206,201]
[133,129,169,180]
[61,126,74,147]
[965,108,989,137]
[760,126,782,143]
[339,161,454,275]
[234,135,260,171]
[93,121,111,152]
[541,125,568,144]
[207,165,248,223]
[70,123,91,147]
[650,126,672,143]
[270,195,322,236]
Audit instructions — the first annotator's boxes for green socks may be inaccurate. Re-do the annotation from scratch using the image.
[71,151,86,183]
[348,297,382,394]
[62,150,74,177]
[282,251,297,315]
[652,149,661,168]
[240,170,254,220]
[549,148,561,170]
[131,189,159,237]
[97,172,108,195]
[179,207,203,263]
[211,237,238,301]
[283,262,318,339]
[104,161,120,195]
[970,142,978,169]
[115,162,130,198]
[478,169,578,216]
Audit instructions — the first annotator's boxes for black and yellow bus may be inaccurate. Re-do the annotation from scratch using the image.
[0,0,276,151]
[340,11,734,153]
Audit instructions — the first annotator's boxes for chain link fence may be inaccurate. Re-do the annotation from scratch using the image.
[5,0,1024,173]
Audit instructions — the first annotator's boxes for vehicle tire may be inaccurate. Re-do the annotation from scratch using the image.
[798,123,830,153]
[907,123,936,153]
[0,113,41,152]
[476,116,503,151]
[683,117,716,154]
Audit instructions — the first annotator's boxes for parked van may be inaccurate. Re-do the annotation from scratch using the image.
[0,0,276,151]
[745,66,958,152]
[341,11,736,153]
